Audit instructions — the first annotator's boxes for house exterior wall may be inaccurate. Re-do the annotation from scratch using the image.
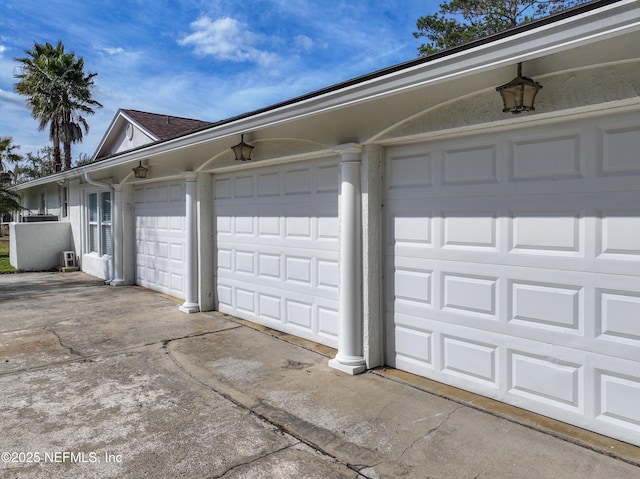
[7,2,640,445]
[10,222,72,270]
[109,123,155,156]
[82,252,112,280]
[377,62,640,143]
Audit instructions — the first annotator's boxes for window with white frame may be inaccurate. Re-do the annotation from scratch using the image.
[88,191,112,256]
[61,186,68,218]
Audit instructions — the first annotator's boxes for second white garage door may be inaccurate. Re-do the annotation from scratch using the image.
[385,111,640,446]
[213,158,340,347]
[134,181,187,299]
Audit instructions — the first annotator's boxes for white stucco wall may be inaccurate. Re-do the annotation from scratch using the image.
[82,253,112,281]
[10,222,73,271]
[67,179,82,262]
[377,62,640,142]
[110,123,155,156]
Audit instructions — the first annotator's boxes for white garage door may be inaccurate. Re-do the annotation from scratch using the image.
[135,181,187,299]
[386,112,640,446]
[213,158,340,347]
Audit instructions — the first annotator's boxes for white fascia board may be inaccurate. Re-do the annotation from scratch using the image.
[91,110,124,160]
[91,110,160,161]
[15,1,640,190]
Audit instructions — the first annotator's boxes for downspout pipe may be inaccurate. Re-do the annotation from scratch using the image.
[84,173,115,284]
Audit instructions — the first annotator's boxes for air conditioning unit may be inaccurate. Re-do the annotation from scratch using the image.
[60,251,79,272]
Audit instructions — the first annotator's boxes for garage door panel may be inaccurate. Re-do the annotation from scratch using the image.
[510,134,583,181]
[509,280,582,332]
[507,350,583,412]
[595,369,640,430]
[217,256,338,300]
[442,272,499,320]
[441,334,498,387]
[443,144,498,186]
[597,204,640,260]
[135,181,186,299]
[217,279,339,346]
[214,158,339,347]
[595,288,640,348]
[386,114,640,445]
[391,205,636,277]
[510,210,583,256]
[391,257,640,360]
[218,234,338,253]
[600,124,640,176]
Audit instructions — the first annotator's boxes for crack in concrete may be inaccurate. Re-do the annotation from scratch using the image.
[397,405,463,462]
[162,343,374,479]
[0,326,243,378]
[42,327,86,359]
[207,442,300,479]
[365,404,465,474]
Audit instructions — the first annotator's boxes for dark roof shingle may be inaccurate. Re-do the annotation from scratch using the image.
[121,109,213,140]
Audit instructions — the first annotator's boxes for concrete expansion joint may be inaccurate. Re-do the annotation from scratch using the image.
[162,343,372,479]
[158,326,243,350]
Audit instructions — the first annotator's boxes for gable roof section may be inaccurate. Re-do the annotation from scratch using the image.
[92,109,213,160]
[120,110,213,141]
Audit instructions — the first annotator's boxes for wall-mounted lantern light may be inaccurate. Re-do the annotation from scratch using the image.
[132,161,149,179]
[231,134,254,161]
[496,63,542,114]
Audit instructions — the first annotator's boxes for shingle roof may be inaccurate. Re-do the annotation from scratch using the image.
[121,109,213,140]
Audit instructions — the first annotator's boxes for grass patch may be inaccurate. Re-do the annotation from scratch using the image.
[0,236,16,273]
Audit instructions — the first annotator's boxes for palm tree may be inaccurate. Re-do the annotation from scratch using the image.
[0,136,22,184]
[14,41,102,171]
[57,54,102,170]
[0,187,22,218]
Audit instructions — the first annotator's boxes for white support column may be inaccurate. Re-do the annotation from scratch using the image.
[329,143,366,375]
[180,172,200,313]
[361,144,385,368]
[110,184,125,286]
[196,172,214,312]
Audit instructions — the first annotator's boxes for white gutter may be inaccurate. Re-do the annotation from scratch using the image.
[84,172,115,284]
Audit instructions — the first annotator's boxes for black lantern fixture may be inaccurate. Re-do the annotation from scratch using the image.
[132,161,149,179]
[231,134,254,161]
[496,63,542,114]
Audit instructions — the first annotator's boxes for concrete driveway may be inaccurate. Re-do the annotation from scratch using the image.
[1,272,639,478]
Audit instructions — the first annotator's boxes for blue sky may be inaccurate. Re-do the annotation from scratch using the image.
[0,0,437,161]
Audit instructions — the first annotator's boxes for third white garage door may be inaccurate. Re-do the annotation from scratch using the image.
[134,181,187,299]
[213,158,340,347]
[385,112,640,446]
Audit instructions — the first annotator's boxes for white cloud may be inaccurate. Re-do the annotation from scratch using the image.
[178,16,278,66]
[97,46,125,55]
[294,35,314,51]
[0,45,6,55]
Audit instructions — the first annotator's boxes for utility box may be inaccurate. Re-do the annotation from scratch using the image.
[60,251,79,272]
[61,251,76,267]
